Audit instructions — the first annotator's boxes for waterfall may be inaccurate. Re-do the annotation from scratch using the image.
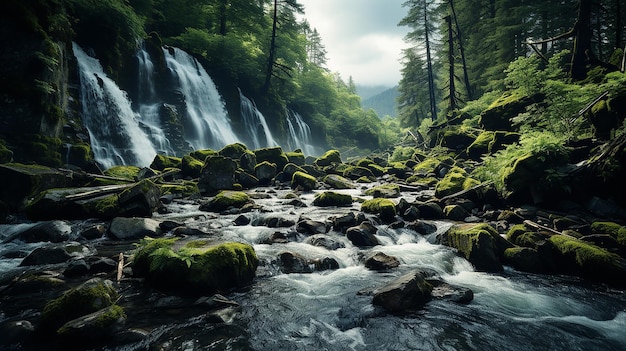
[286,109,319,156]
[136,45,175,155]
[72,42,156,169]
[163,47,238,150]
[238,89,278,149]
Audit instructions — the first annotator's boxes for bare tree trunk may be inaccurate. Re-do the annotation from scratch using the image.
[445,15,457,112]
[570,0,593,80]
[449,0,472,100]
[263,0,279,93]
[218,0,227,36]
[423,3,437,119]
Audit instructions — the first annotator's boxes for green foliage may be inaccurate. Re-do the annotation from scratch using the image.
[389,146,416,163]
[473,131,570,195]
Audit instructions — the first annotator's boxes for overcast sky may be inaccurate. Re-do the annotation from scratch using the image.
[298,0,410,87]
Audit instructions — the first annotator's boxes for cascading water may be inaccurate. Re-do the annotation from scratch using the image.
[135,44,175,155]
[73,42,157,168]
[163,47,238,150]
[286,109,319,156]
[239,88,278,149]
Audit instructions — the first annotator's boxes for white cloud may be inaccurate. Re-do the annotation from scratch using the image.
[299,0,409,87]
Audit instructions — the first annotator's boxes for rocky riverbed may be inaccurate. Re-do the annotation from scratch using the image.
[1,144,625,350]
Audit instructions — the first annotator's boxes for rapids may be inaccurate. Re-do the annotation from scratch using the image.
[95,186,626,351]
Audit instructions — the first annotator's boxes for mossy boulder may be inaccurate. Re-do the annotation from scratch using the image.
[254,146,289,171]
[479,92,541,131]
[56,304,126,341]
[503,247,547,273]
[291,171,317,191]
[218,142,249,160]
[549,234,626,286]
[189,149,217,162]
[0,163,69,210]
[26,179,161,220]
[282,163,307,179]
[0,140,13,163]
[364,184,400,198]
[103,165,142,181]
[314,149,342,167]
[181,155,203,178]
[361,198,397,222]
[501,150,567,204]
[413,158,442,175]
[343,166,375,180]
[254,161,277,185]
[198,155,238,194]
[590,222,626,248]
[434,166,480,198]
[322,174,355,189]
[438,127,477,150]
[39,278,119,334]
[150,154,182,171]
[285,150,306,166]
[313,191,353,207]
[200,190,251,213]
[131,238,259,294]
[442,223,514,272]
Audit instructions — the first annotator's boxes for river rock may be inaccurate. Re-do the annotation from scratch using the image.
[364,252,400,271]
[39,278,119,333]
[80,224,106,240]
[0,320,34,345]
[428,279,474,304]
[416,202,444,220]
[19,246,71,266]
[332,212,360,233]
[56,304,126,343]
[314,149,342,167]
[117,179,161,217]
[200,190,251,213]
[304,234,345,250]
[254,147,289,171]
[251,214,295,228]
[322,174,355,189]
[346,221,380,247]
[198,155,238,194]
[312,257,340,271]
[108,217,161,240]
[132,239,258,293]
[291,171,317,191]
[4,220,72,243]
[361,198,396,223]
[372,270,433,312]
[255,161,277,185]
[405,220,437,236]
[278,251,313,273]
[440,223,513,272]
[443,204,469,221]
[313,191,353,207]
[503,247,548,273]
[296,219,328,235]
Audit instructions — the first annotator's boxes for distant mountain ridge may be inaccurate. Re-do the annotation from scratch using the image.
[361,86,399,118]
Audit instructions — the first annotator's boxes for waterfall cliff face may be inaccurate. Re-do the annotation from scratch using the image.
[238,89,278,149]
[286,109,320,156]
[73,42,157,168]
[163,47,238,151]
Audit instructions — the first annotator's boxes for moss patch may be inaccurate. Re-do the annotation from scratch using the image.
[315,149,342,167]
[201,190,250,212]
[291,171,317,191]
[435,166,480,198]
[150,154,182,171]
[364,184,400,198]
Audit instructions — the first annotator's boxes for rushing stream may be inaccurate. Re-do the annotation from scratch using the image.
[69,186,625,351]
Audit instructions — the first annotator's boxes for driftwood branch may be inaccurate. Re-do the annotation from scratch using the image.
[523,27,576,46]
[116,253,124,282]
[523,219,575,238]
[578,91,609,116]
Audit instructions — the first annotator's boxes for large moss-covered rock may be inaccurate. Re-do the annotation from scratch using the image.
[465,131,519,160]
[200,190,251,213]
[150,154,182,171]
[131,238,259,294]
[39,278,119,333]
[361,198,397,222]
[56,304,126,341]
[434,166,480,198]
[365,184,400,198]
[322,174,355,189]
[218,143,248,160]
[442,223,513,272]
[479,92,541,131]
[254,161,277,185]
[254,146,289,171]
[0,163,69,210]
[343,166,375,180]
[291,171,317,191]
[285,150,306,166]
[549,234,626,286]
[590,222,626,248]
[313,191,353,207]
[314,149,342,167]
[501,150,567,204]
[181,155,203,178]
[438,127,477,150]
[198,155,238,194]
